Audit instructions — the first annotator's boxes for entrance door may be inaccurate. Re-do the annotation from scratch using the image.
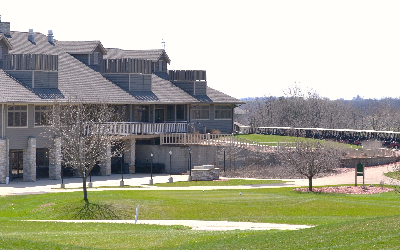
[10,151,23,179]
[155,109,165,123]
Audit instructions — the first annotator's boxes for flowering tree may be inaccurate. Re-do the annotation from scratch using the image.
[48,101,125,201]
[279,140,341,191]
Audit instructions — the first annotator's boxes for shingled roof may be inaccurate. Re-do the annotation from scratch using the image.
[105,48,171,64]
[56,40,107,55]
[6,31,137,104]
[1,29,242,106]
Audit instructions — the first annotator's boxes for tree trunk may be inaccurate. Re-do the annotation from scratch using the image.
[83,176,88,202]
[308,177,313,192]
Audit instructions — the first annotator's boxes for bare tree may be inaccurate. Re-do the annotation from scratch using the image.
[279,141,341,191]
[48,101,126,202]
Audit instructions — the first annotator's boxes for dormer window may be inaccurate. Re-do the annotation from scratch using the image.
[158,60,163,71]
[94,52,99,65]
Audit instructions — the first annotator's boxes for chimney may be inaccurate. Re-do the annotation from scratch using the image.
[0,15,11,36]
[28,29,35,43]
[47,30,54,43]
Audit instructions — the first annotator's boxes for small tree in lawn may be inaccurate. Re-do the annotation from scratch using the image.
[279,140,341,191]
[49,101,125,202]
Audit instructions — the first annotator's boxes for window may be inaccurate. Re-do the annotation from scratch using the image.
[215,105,232,119]
[35,105,51,126]
[133,105,149,122]
[176,105,185,121]
[158,60,163,71]
[93,52,99,65]
[0,46,2,59]
[8,105,27,127]
[191,105,209,120]
[167,105,174,121]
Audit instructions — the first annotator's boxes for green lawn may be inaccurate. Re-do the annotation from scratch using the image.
[155,179,285,187]
[0,187,400,249]
[236,134,361,149]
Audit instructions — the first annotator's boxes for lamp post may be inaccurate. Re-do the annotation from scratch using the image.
[188,147,192,182]
[168,151,173,183]
[120,154,124,187]
[149,153,153,185]
[223,148,226,172]
[60,164,65,189]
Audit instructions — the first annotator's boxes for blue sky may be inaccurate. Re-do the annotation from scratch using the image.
[3,0,400,100]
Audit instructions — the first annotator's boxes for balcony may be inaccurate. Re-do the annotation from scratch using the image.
[84,122,192,136]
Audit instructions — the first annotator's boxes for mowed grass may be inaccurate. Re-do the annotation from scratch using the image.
[155,179,285,187]
[236,134,361,149]
[1,188,400,249]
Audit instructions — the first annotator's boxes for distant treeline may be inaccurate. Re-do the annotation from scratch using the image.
[235,86,400,131]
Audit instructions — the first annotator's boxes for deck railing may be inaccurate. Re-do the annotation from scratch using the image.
[161,133,291,153]
[84,122,192,135]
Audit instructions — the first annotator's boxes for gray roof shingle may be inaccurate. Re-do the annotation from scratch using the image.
[56,40,107,54]
[105,48,170,63]
[1,31,242,106]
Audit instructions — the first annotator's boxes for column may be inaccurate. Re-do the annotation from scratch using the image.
[124,139,136,174]
[23,137,36,182]
[100,143,111,176]
[49,137,61,180]
[0,139,8,184]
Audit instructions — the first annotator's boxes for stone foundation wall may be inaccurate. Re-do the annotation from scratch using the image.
[23,137,36,182]
[191,165,220,181]
[136,145,220,174]
[0,139,8,184]
[49,137,61,180]
[341,156,399,168]
[124,139,136,174]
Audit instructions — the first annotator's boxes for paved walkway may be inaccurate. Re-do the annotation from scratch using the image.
[0,164,397,196]
[30,220,313,231]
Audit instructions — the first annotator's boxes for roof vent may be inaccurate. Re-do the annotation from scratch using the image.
[47,30,54,43]
[28,29,35,43]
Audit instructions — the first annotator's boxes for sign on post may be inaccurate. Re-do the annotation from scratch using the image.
[355,162,364,187]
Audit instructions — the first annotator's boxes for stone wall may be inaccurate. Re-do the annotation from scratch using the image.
[124,139,136,174]
[136,144,220,174]
[23,137,36,182]
[0,139,8,184]
[192,165,220,181]
[49,137,61,180]
[341,156,399,168]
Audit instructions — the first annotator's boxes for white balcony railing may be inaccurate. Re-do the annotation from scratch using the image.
[84,122,192,136]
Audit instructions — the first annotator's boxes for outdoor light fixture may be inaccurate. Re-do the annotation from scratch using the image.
[119,154,124,187]
[222,148,226,172]
[169,151,173,183]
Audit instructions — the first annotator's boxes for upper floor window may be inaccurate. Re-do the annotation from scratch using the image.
[35,105,52,126]
[176,105,185,121]
[133,105,149,122]
[0,46,3,59]
[94,52,99,65]
[191,105,210,120]
[215,105,232,119]
[8,105,27,127]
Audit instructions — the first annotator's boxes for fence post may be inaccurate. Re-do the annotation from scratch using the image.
[207,133,210,145]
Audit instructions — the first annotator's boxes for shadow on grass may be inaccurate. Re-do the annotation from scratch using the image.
[72,201,120,220]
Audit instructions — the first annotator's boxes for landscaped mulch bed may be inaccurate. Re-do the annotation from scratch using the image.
[294,186,394,194]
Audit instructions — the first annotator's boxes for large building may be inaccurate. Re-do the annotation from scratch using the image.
[0,17,243,183]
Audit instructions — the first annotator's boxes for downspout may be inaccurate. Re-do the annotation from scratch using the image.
[2,104,4,138]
